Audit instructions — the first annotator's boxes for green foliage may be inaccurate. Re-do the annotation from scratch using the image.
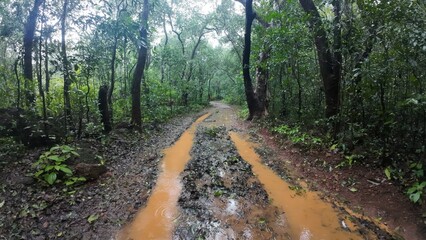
[272,124,322,149]
[33,145,85,186]
[238,107,249,119]
[0,137,25,162]
[336,154,364,168]
[407,181,426,204]
[205,127,220,138]
[406,162,426,204]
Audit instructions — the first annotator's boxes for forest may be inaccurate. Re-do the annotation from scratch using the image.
[0,0,425,239]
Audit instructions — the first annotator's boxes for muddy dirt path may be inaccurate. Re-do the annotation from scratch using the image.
[117,102,393,240]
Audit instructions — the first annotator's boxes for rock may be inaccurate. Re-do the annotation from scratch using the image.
[74,163,108,180]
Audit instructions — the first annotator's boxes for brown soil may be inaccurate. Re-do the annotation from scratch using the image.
[1,102,424,239]
[250,125,426,240]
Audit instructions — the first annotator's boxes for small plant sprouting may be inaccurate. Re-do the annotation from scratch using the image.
[33,145,86,186]
[205,127,220,138]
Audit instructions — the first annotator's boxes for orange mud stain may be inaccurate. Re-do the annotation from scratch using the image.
[117,113,210,240]
[230,132,363,240]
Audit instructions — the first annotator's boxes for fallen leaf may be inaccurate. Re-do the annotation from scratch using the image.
[349,187,358,192]
[87,214,99,223]
[0,200,4,208]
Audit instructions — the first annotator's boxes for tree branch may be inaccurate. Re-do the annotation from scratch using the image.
[234,0,270,28]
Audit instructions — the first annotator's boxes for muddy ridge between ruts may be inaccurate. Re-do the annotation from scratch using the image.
[174,126,291,239]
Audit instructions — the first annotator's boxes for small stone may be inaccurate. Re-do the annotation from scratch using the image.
[74,163,108,180]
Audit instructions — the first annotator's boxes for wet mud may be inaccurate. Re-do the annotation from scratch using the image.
[174,126,290,239]
[118,113,210,240]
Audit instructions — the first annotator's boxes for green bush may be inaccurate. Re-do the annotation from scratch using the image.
[33,145,85,186]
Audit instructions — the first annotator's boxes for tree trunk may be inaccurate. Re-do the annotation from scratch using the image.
[98,85,111,132]
[242,0,261,120]
[160,13,168,83]
[108,34,118,123]
[61,0,71,132]
[255,47,270,116]
[299,0,341,119]
[182,30,206,105]
[23,0,44,106]
[44,34,50,94]
[14,59,21,109]
[37,35,48,136]
[131,0,150,129]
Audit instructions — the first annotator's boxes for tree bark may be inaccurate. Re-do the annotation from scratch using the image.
[131,0,150,128]
[14,58,21,109]
[37,35,48,136]
[182,29,206,105]
[61,0,72,132]
[23,0,44,106]
[98,85,112,132]
[108,34,118,123]
[242,0,262,120]
[299,0,341,118]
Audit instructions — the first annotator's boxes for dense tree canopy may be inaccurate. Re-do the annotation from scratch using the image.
[0,0,425,200]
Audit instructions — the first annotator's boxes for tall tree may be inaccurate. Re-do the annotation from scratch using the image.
[299,0,342,119]
[23,0,44,106]
[61,0,71,131]
[237,0,272,120]
[131,0,150,128]
[241,0,262,120]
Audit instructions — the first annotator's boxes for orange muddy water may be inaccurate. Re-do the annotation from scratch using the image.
[230,131,362,240]
[117,113,210,240]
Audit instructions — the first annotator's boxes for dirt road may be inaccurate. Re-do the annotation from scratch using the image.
[0,102,402,239]
[118,102,393,240]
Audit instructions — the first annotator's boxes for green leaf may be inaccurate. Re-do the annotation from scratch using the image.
[407,187,417,194]
[45,165,54,171]
[87,214,99,223]
[409,192,421,203]
[45,173,57,185]
[59,166,72,175]
[47,155,62,162]
[214,190,223,197]
[384,167,391,180]
[70,151,80,157]
[34,170,44,177]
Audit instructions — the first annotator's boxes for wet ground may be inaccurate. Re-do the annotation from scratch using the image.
[0,102,421,239]
[117,102,395,239]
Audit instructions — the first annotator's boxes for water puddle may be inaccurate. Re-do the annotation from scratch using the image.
[230,132,362,240]
[117,113,210,240]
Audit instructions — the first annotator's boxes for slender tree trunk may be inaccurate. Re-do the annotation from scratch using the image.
[242,0,261,120]
[299,0,341,119]
[160,13,168,83]
[131,0,150,128]
[98,85,111,132]
[37,35,48,136]
[61,0,71,132]
[44,35,50,94]
[108,34,118,123]
[14,59,21,109]
[182,31,206,106]
[23,0,44,106]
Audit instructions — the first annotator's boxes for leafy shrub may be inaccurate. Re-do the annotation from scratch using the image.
[272,124,322,148]
[239,107,249,119]
[205,127,220,138]
[0,137,25,161]
[406,162,426,204]
[33,145,85,186]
